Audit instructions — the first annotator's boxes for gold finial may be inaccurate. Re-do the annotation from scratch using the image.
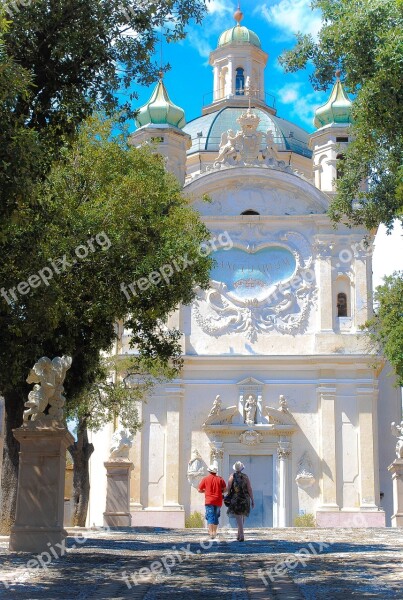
[335,69,341,80]
[234,2,243,26]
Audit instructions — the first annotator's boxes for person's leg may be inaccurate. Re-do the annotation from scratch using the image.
[205,505,215,538]
[235,514,244,540]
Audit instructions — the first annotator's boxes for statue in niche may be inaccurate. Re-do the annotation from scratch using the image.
[391,421,403,459]
[109,428,134,460]
[24,355,72,423]
[187,448,206,487]
[244,395,257,425]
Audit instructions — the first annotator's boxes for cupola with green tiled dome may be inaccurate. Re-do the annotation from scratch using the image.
[135,77,186,129]
[314,71,354,129]
[218,3,261,49]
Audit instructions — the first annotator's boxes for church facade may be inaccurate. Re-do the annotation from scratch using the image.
[87,9,401,529]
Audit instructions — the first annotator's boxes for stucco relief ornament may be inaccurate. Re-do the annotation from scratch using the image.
[109,428,134,460]
[187,449,206,487]
[240,430,262,446]
[295,452,316,489]
[23,355,72,425]
[391,421,403,459]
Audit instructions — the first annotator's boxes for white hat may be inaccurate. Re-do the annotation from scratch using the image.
[207,465,218,474]
[233,461,245,472]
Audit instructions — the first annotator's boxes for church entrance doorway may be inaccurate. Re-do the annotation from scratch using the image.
[227,454,273,527]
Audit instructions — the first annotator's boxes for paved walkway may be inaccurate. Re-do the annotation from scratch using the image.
[0,528,402,599]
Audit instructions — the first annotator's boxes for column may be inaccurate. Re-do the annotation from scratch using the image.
[277,439,291,527]
[315,242,334,331]
[357,384,378,508]
[318,385,339,509]
[130,401,143,510]
[163,383,183,508]
[9,424,74,553]
[227,57,233,97]
[354,248,371,328]
[388,459,403,527]
[213,66,219,101]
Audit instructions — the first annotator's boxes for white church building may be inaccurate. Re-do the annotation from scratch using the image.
[87,8,401,529]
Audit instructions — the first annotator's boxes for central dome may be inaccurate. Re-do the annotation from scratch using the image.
[218,25,261,49]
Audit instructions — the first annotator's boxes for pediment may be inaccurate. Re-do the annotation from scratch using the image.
[185,167,329,217]
[237,376,265,386]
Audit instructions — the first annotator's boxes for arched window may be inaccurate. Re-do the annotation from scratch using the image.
[336,153,345,180]
[241,209,260,215]
[235,67,245,96]
[337,292,348,317]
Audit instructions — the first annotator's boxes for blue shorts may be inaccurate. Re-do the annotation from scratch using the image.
[205,504,221,525]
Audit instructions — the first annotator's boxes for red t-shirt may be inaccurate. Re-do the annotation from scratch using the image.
[198,473,226,507]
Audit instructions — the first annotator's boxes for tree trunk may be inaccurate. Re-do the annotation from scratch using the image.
[0,390,24,534]
[68,420,94,527]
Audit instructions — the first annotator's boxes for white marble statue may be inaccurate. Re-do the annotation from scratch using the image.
[109,428,134,460]
[391,421,403,459]
[208,395,222,418]
[244,394,257,425]
[187,448,206,487]
[24,355,72,423]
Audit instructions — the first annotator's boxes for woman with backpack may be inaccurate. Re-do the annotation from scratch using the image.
[226,461,254,541]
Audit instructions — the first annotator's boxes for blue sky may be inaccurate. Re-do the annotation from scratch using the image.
[120,0,328,134]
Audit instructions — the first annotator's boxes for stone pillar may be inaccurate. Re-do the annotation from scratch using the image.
[130,402,143,511]
[354,249,371,327]
[315,242,334,331]
[163,384,183,508]
[9,424,74,553]
[277,440,291,527]
[227,58,233,96]
[103,460,133,527]
[388,459,403,527]
[318,385,339,509]
[357,384,378,508]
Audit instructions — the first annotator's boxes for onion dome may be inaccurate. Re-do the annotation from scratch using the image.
[218,3,261,49]
[135,78,186,129]
[314,72,354,129]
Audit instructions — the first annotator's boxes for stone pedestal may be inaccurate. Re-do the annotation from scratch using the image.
[388,459,403,527]
[103,460,133,527]
[9,424,74,553]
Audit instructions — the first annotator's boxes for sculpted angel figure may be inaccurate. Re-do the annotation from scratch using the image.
[216,129,237,163]
[391,421,403,459]
[109,428,134,460]
[24,355,72,422]
[187,449,206,487]
[208,394,222,418]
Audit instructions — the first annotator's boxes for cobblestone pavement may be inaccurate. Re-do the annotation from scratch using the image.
[0,527,402,599]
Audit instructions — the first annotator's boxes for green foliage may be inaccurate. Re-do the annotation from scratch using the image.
[294,513,316,527]
[280,0,403,231]
[3,0,208,144]
[185,511,205,528]
[364,272,403,386]
[0,117,213,412]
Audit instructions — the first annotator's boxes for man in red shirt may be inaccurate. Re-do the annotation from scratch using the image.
[198,465,227,539]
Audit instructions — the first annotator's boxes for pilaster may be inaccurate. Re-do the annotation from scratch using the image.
[163,383,184,508]
[357,383,379,508]
[277,439,292,527]
[318,385,339,509]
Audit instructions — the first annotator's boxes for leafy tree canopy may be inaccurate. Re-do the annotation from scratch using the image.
[280,0,403,231]
[364,271,403,386]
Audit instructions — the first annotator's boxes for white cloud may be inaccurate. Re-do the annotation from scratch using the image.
[259,0,322,40]
[276,82,325,128]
